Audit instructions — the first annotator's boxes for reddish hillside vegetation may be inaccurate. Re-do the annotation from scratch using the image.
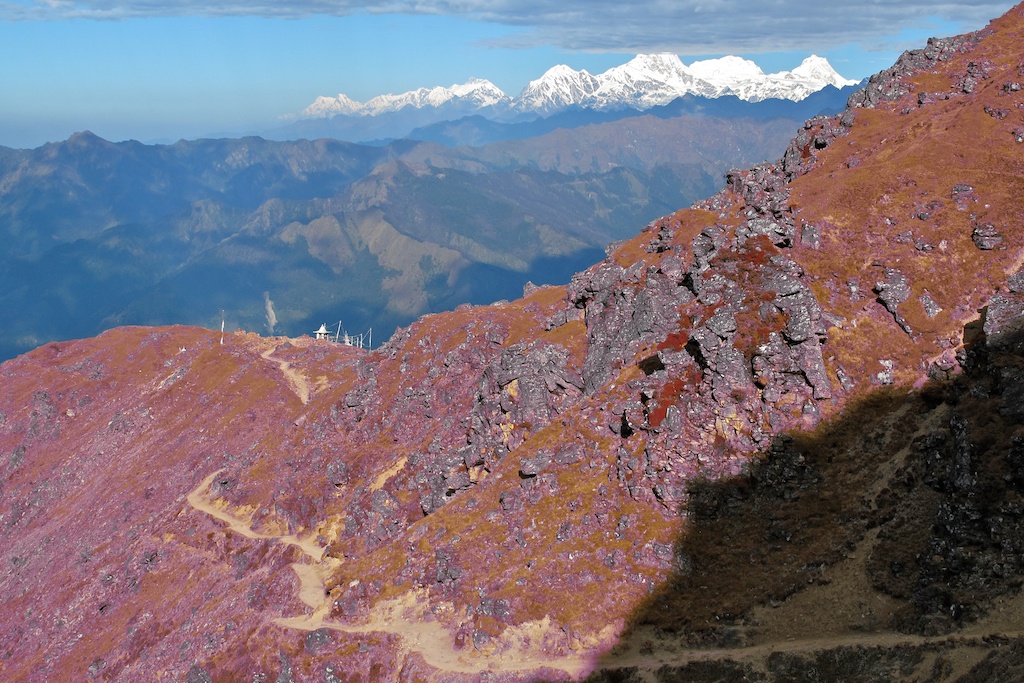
[5,5,1024,682]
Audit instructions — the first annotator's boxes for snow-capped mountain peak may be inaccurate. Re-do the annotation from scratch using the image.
[297,53,859,120]
[447,78,508,106]
[616,53,693,81]
[538,64,587,80]
[361,78,509,116]
[301,92,363,119]
[687,55,766,88]
[300,78,509,119]
[788,54,860,88]
[514,64,601,115]
[684,54,859,102]
[589,52,717,108]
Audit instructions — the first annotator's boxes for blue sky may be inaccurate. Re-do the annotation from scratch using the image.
[0,1,1014,148]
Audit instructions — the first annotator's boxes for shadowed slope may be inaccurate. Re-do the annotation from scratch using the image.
[584,320,1024,681]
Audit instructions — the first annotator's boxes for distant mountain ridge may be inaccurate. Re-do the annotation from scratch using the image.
[405,84,857,148]
[0,110,808,361]
[299,53,858,121]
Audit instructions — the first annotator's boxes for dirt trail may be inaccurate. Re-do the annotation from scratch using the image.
[274,597,609,678]
[188,469,1024,679]
[186,469,596,678]
[187,470,323,561]
[260,346,311,405]
[599,624,1024,672]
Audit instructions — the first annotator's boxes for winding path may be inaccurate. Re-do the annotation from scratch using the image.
[260,346,311,405]
[186,470,595,677]
[187,470,324,560]
[187,470,1024,679]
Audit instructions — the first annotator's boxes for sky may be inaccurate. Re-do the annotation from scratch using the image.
[0,0,1016,148]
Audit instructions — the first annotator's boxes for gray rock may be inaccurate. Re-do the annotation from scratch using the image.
[304,629,332,654]
[920,293,943,318]
[1009,270,1024,293]
[877,359,895,385]
[554,445,584,465]
[796,342,833,399]
[836,365,855,391]
[712,346,754,395]
[706,309,738,339]
[185,666,212,683]
[781,301,817,343]
[661,405,683,433]
[972,223,1003,250]
[984,292,1024,344]
[800,222,821,249]
[874,268,913,334]
[519,450,552,477]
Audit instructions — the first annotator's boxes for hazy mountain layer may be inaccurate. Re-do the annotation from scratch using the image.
[270,82,857,145]
[405,85,856,148]
[0,113,809,362]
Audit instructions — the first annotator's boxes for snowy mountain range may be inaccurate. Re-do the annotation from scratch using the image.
[299,53,859,121]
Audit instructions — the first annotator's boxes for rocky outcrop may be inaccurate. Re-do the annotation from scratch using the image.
[848,32,990,110]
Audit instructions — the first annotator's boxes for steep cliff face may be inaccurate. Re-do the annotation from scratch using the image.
[4,5,1024,682]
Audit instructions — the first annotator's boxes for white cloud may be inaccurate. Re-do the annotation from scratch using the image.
[0,0,1014,54]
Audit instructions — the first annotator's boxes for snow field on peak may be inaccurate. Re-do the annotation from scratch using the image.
[301,53,857,119]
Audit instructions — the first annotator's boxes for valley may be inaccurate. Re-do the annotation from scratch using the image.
[0,102,833,362]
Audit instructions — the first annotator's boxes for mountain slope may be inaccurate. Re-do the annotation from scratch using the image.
[4,4,1024,682]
